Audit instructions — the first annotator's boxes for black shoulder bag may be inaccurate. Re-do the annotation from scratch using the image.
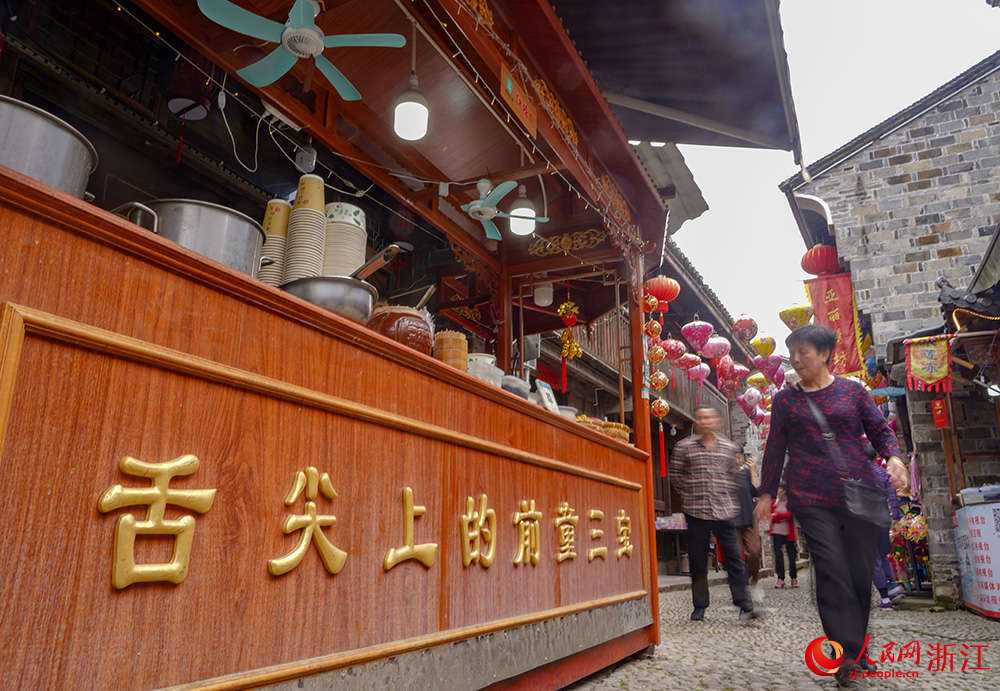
[796,384,892,527]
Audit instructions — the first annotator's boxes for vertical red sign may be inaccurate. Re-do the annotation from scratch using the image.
[805,273,864,375]
[931,399,949,428]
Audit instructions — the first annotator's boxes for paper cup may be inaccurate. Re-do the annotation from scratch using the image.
[325,202,366,230]
[262,199,291,237]
[293,174,325,213]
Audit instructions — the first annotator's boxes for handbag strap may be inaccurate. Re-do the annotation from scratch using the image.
[795,383,850,479]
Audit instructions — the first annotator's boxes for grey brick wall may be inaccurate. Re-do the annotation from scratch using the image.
[792,70,1000,605]
[796,72,1000,357]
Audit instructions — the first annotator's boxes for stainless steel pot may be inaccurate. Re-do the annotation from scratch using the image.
[281,245,401,324]
[112,199,266,276]
[0,95,98,199]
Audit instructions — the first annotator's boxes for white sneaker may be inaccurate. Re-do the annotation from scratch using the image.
[751,582,764,603]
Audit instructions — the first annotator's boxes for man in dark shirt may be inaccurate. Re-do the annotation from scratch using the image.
[669,407,757,622]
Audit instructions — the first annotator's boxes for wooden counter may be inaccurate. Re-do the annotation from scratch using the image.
[0,168,655,690]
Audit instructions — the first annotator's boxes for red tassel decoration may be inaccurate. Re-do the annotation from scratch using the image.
[175,121,186,165]
[659,421,667,478]
[670,367,675,389]
[561,356,567,393]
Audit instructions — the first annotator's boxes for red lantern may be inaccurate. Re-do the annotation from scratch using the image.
[801,244,841,276]
[644,276,681,323]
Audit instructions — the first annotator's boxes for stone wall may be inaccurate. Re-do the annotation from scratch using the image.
[791,67,1000,604]
[796,70,1000,357]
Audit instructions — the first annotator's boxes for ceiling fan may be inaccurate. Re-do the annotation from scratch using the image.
[197,0,405,100]
[460,179,549,241]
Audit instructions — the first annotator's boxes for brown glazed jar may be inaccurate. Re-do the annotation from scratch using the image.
[369,306,433,355]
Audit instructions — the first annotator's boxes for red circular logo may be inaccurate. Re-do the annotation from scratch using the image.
[804,636,845,676]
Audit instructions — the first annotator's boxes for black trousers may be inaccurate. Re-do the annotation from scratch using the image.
[771,533,798,580]
[685,514,751,610]
[795,506,878,662]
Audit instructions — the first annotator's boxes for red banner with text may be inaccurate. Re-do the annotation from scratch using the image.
[805,273,864,376]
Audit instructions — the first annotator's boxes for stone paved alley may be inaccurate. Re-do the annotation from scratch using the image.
[566,568,998,690]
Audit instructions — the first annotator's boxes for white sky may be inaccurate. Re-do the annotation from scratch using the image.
[672,0,1000,358]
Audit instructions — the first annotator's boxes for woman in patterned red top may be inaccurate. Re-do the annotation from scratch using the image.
[754,325,908,688]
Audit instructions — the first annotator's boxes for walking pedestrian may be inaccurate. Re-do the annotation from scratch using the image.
[735,454,763,601]
[769,484,798,588]
[669,407,758,623]
[754,325,908,689]
[870,461,904,609]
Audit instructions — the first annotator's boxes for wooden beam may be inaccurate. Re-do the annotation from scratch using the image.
[131,0,502,279]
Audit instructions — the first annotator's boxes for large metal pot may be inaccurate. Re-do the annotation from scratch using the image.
[112,199,266,276]
[282,245,401,324]
[0,95,98,199]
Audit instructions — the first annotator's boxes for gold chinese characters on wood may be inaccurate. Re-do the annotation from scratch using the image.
[98,460,633,587]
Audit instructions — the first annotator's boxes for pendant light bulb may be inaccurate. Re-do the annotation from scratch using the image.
[509,184,536,236]
[534,281,553,307]
[394,22,428,141]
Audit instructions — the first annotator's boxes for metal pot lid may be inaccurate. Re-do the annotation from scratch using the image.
[0,95,99,173]
[143,198,266,242]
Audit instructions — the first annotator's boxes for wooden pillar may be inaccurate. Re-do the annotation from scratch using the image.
[497,271,513,374]
[628,248,659,644]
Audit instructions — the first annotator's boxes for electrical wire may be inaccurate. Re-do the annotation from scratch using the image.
[108,0,635,267]
[219,73,262,172]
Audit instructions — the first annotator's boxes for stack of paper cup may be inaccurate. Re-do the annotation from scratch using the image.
[282,174,326,284]
[323,201,367,276]
[257,199,291,286]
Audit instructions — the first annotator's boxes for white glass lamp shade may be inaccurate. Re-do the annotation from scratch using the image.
[394,74,429,141]
[534,282,553,307]
[508,185,536,236]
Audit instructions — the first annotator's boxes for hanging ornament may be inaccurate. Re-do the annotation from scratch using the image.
[736,393,755,417]
[650,370,669,390]
[743,388,762,408]
[643,320,662,339]
[651,397,671,478]
[686,362,711,406]
[779,304,815,332]
[681,315,714,354]
[674,353,702,371]
[644,276,681,324]
[661,338,687,361]
[702,335,731,362]
[773,367,785,388]
[751,333,776,358]
[557,298,581,393]
[718,378,739,394]
[732,314,758,366]
[643,293,659,313]
[747,372,769,393]
[753,354,784,383]
[783,368,801,388]
[647,344,667,364]
[558,299,578,327]
[731,363,750,381]
[801,244,841,276]
[717,354,736,381]
[732,314,758,344]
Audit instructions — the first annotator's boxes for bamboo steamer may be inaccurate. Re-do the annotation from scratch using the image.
[433,330,468,371]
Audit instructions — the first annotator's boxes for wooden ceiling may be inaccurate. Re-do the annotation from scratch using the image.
[132,0,666,334]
